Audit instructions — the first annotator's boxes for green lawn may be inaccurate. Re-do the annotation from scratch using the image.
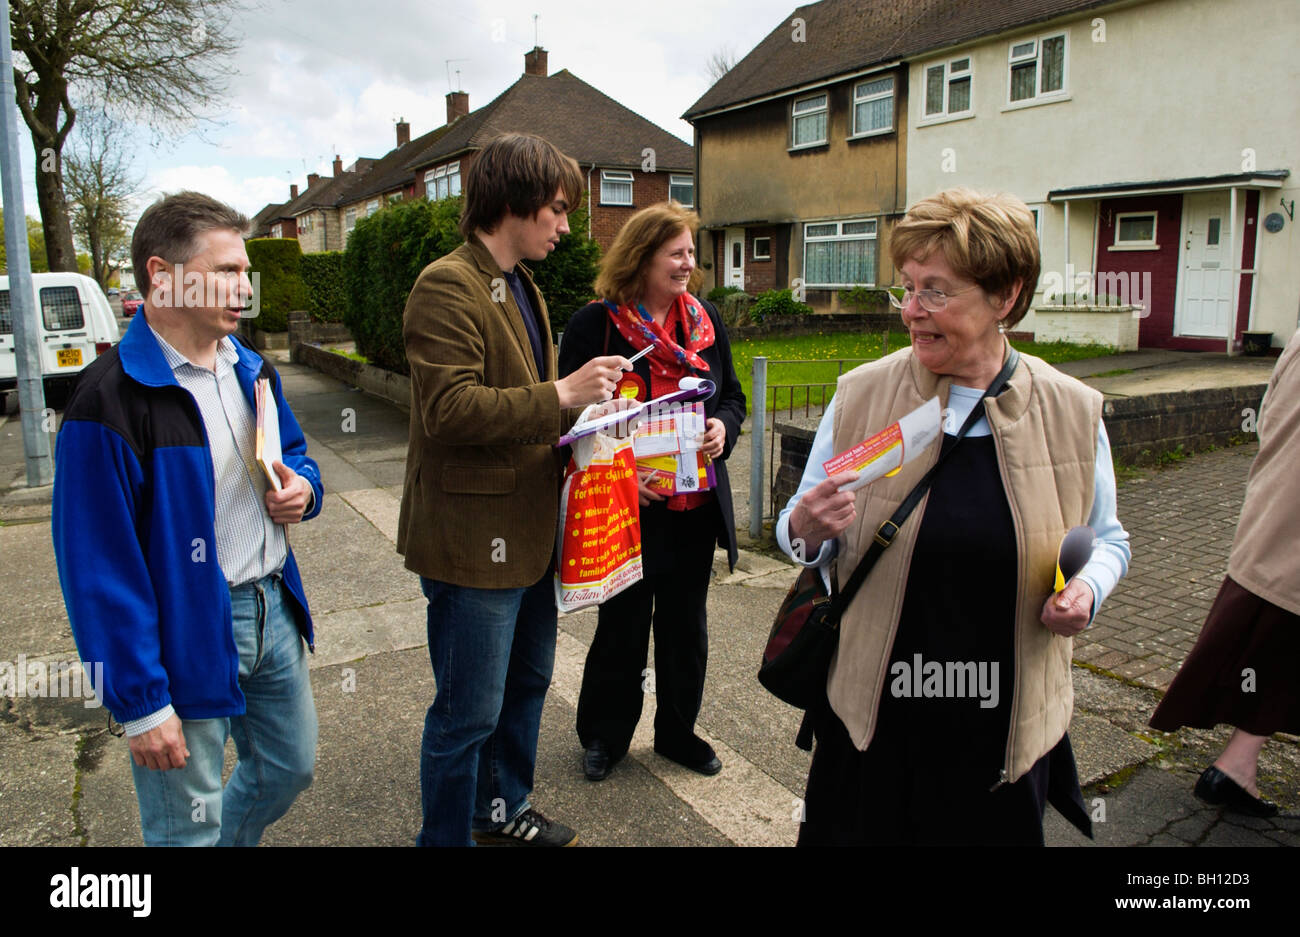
[729,331,1118,414]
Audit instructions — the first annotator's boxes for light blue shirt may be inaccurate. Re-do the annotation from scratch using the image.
[775,388,1131,623]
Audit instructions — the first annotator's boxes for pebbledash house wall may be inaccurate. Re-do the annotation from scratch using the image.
[903,0,1300,348]
[693,67,909,306]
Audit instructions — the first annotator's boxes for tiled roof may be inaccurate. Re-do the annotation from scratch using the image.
[684,0,1120,119]
[404,70,692,172]
[249,202,287,237]
[281,158,379,217]
[342,124,454,204]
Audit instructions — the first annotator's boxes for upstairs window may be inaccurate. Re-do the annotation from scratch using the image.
[1009,33,1066,102]
[366,199,379,215]
[924,57,972,118]
[669,174,694,207]
[601,170,633,206]
[852,76,894,136]
[425,162,462,201]
[791,93,828,147]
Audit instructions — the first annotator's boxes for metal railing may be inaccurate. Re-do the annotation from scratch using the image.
[748,344,891,538]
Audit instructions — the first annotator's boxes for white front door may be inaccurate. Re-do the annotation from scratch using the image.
[725,228,745,289]
[1176,192,1233,337]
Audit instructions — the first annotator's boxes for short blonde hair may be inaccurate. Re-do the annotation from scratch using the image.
[889,188,1040,328]
[595,201,703,306]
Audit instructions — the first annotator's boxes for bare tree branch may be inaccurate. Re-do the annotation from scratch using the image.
[704,46,737,85]
[64,108,140,288]
[8,0,250,270]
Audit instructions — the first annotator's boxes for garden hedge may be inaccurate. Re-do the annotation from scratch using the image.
[300,251,347,322]
[245,237,307,332]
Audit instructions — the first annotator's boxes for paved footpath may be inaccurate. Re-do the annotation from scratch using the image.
[1,357,1296,848]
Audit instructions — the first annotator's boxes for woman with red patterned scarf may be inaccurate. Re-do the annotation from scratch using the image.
[558,201,747,781]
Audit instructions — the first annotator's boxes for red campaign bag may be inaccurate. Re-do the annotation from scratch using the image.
[554,433,643,612]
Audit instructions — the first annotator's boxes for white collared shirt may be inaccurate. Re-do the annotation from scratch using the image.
[147,323,287,587]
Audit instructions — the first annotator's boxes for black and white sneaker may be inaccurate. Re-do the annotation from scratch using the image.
[471,808,578,847]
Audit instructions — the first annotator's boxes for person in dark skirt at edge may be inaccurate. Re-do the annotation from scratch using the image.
[777,188,1131,845]
[1149,329,1300,817]
[558,201,746,781]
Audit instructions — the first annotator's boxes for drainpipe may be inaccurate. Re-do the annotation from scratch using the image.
[587,163,595,239]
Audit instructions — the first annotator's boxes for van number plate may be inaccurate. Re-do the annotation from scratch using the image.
[56,349,82,367]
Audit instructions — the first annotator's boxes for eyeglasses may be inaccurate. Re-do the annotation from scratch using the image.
[886,284,978,313]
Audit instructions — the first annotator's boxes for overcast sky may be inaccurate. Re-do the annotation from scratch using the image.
[14,0,806,227]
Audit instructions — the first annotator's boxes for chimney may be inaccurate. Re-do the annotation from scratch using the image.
[396,118,410,147]
[333,155,344,177]
[446,91,469,125]
[524,46,548,77]
[290,184,299,199]
[307,173,321,188]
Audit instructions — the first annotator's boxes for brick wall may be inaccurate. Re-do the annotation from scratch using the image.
[744,226,778,294]
[589,170,673,252]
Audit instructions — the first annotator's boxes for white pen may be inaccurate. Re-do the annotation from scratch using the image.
[624,344,655,368]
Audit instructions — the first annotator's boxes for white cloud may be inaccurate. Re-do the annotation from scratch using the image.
[141,166,289,218]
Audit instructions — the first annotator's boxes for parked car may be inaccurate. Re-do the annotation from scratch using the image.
[106,287,120,298]
[0,272,121,399]
[122,289,143,317]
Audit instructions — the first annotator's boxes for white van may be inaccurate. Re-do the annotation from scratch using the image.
[0,272,121,396]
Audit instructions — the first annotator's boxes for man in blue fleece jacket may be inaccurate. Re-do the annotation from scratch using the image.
[52,192,323,846]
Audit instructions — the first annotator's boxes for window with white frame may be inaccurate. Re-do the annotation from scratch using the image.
[388,192,403,204]
[1028,206,1042,242]
[923,57,972,118]
[425,162,462,201]
[367,199,379,215]
[752,237,772,261]
[852,76,894,136]
[344,207,357,239]
[271,223,283,238]
[1008,33,1066,102]
[601,170,633,205]
[791,93,828,147]
[669,174,694,206]
[1114,211,1157,247]
[803,219,877,287]
[297,214,314,234]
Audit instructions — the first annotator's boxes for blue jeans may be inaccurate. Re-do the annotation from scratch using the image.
[417,573,557,847]
[130,575,318,846]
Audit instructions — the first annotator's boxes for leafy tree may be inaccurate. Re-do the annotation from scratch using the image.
[0,211,50,273]
[9,0,245,271]
[64,111,138,289]
[529,200,600,334]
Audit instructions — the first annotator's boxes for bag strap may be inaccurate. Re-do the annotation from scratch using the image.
[828,347,1020,616]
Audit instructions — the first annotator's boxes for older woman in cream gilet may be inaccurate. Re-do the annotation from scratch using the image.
[778,188,1131,846]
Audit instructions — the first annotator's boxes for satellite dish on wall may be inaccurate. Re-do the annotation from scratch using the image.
[1264,212,1285,233]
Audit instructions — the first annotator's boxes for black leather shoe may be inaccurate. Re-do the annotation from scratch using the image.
[584,740,612,781]
[1194,766,1278,817]
[655,741,722,776]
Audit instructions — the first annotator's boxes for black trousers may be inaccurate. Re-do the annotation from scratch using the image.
[575,499,720,760]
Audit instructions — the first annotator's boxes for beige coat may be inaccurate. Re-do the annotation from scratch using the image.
[397,238,573,588]
[1226,329,1300,616]
[827,344,1102,784]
